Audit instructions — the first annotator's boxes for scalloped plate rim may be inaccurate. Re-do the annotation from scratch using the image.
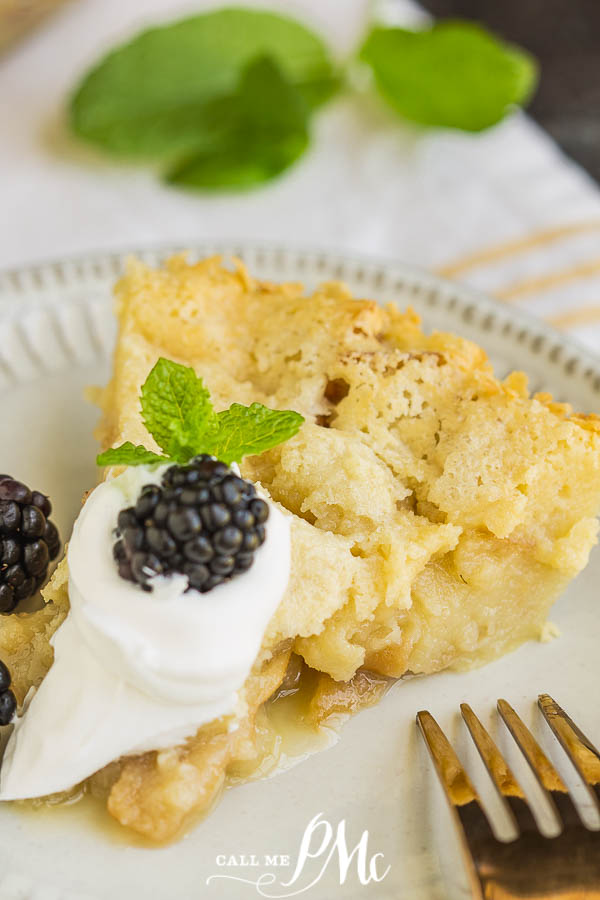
[0,242,599,900]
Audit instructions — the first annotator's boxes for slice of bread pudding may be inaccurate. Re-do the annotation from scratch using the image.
[3,254,600,841]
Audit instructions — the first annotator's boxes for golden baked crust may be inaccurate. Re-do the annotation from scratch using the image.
[0,564,68,705]
[98,255,600,679]
[6,254,600,841]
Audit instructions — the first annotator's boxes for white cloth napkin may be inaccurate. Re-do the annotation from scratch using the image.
[2,0,600,346]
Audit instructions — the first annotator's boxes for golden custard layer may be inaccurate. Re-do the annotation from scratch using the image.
[3,255,600,842]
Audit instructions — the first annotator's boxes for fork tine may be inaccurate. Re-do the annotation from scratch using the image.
[460,703,538,834]
[417,709,493,900]
[538,693,600,813]
[417,711,483,811]
[497,698,582,828]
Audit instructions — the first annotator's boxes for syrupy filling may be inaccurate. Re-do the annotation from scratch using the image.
[18,654,393,845]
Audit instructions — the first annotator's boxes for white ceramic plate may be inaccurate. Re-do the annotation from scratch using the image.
[1,244,600,900]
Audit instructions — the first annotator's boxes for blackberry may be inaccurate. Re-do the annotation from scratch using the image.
[113,456,268,594]
[0,659,16,726]
[0,476,61,614]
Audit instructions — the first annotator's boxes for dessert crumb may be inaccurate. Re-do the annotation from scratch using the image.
[539,621,561,643]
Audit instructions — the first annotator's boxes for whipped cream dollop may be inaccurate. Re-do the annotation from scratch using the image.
[0,464,291,800]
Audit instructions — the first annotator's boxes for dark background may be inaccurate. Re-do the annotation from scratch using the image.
[422,0,600,181]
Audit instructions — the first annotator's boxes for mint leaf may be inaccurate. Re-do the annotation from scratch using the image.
[201,404,304,465]
[360,21,538,132]
[167,56,309,190]
[70,8,336,161]
[96,443,169,467]
[140,358,215,460]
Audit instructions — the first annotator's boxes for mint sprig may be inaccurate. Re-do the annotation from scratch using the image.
[69,8,537,192]
[97,358,304,468]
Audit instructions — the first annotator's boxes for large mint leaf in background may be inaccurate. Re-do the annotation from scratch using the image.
[360,21,538,132]
[167,56,310,190]
[140,358,215,459]
[70,7,337,160]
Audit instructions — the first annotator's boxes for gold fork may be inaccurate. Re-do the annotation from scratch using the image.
[417,694,600,899]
